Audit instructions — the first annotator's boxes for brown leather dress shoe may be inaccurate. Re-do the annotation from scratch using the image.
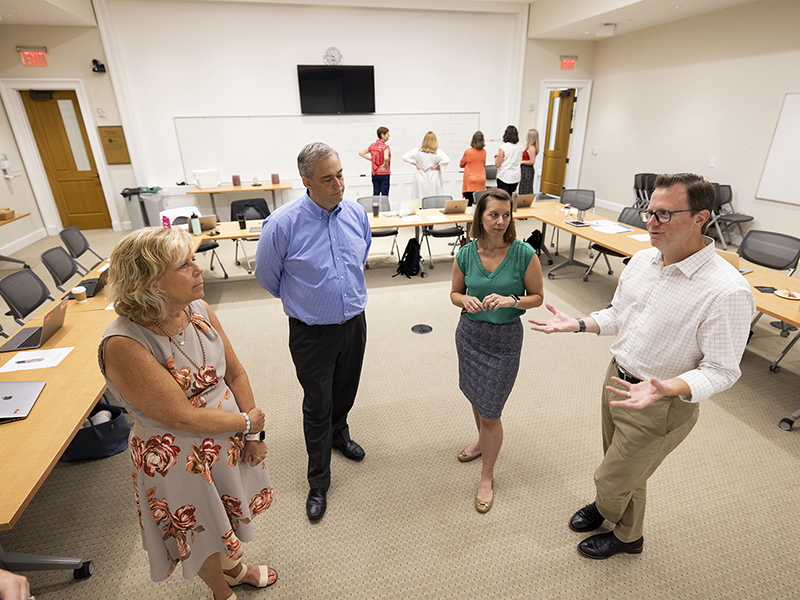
[578,532,644,559]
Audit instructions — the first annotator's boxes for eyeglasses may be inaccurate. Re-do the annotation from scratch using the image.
[638,209,694,224]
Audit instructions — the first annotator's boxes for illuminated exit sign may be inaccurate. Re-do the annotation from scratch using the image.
[17,47,49,67]
[560,55,577,71]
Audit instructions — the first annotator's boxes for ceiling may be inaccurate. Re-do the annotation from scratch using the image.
[0,0,765,39]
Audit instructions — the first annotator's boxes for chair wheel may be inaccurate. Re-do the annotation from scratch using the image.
[429,264,434,269]
[769,364,780,373]
[210,265,215,270]
[420,271,428,278]
[365,263,370,269]
[224,274,228,279]
[583,275,589,282]
[74,561,94,580]
[247,269,252,275]
[547,260,553,265]
[23,264,31,269]
[235,260,241,266]
[779,418,794,431]
[607,269,614,276]
[548,273,554,280]
[781,330,790,338]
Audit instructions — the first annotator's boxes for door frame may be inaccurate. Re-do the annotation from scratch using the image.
[537,79,592,193]
[0,78,123,235]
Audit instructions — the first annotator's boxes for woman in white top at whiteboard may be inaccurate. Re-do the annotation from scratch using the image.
[403,131,450,199]
[494,125,523,195]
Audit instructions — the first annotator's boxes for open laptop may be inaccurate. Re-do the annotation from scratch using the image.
[0,298,68,353]
[0,381,46,423]
[716,249,753,275]
[440,199,467,214]
[199,215,217,231]
[515,194,536,209]
[399,197,420,217]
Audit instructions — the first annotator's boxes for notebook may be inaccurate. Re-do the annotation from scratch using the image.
[399,197,420,217]
[716,249,753,275]
[439,199,467,214]
[0,380,46,423]
[0,298,68,353]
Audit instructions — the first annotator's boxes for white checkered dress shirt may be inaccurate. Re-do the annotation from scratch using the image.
[591,238,755,403]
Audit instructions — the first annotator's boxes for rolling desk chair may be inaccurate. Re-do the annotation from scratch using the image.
[357,196,400,266]
[583,207,646,281]
[632,173,656,209]
[0,269,56,326]
[420,195,465,269]
[59,227,106,275]
[707,184,753,250]
[40,247,82,293]
[738,229,800,374]
[229,198,270,274]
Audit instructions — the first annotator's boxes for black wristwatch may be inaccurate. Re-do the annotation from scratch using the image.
[245,431,265,442]
[575,318,586,333]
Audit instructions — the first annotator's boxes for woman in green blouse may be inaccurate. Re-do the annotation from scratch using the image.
[450,188,544,513]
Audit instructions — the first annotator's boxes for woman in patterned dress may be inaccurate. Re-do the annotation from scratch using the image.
[99,227,276,600]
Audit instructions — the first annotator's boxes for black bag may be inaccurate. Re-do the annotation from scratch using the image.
[60,394,130,462]
[393,238,423,278]
[525,229,542,254]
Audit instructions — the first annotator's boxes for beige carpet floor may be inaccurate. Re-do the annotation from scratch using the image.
[1,212,799,599]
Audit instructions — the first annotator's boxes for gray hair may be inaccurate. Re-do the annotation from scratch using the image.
[297,142,340,179]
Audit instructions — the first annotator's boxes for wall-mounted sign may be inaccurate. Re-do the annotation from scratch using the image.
[560,55,577,71]
[98,126,131,164]
[17,47,48,67]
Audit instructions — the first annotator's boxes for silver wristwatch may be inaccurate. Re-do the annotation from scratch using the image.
[245,431,265,442]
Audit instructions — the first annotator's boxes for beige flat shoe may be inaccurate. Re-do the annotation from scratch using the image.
[458,449,481,462]
[223,563,278,588]
[475,479,494,513]
[214,592,237,600]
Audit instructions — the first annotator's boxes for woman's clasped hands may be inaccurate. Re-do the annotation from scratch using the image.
[462,293,513,314]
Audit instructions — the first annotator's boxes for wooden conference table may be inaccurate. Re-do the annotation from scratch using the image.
[0,261,115,576]
[186,181,293,218]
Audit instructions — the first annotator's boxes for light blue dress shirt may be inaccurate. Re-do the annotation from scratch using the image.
[254,193,372,325]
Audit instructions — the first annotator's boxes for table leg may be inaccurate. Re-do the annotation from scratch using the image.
[269,189,277,212]
[548,233,591,279]
[208,193,218,219]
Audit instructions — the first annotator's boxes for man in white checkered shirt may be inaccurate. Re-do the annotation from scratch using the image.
[530,173,755,559]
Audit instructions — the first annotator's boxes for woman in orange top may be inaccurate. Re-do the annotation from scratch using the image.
[460,131,487,206]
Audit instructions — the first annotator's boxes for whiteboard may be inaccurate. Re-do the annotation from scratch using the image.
[174,112,481,184]
[756,92,800,205]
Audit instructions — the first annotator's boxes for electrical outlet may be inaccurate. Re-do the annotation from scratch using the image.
[528,103,535,112]
[709,157,715,167]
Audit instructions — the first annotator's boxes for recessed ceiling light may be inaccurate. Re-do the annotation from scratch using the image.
[584,31,590,35]
[674,5,682,8]
[6,13,17,17]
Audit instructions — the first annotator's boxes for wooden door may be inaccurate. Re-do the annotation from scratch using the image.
[540,88,576,196]
[21,90,111,229]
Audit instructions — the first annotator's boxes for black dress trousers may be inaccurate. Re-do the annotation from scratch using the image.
[288,312,367,489]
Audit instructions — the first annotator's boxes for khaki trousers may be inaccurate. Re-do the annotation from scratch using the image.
[594,359,699,542]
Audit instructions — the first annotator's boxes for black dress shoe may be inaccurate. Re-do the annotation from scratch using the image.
[332,440,365,461]
[578,532,644,559]
[306,487,327,522]
[569,502,605,532]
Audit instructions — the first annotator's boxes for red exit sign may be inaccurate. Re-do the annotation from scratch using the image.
[561,59,575,70]
[18,47,49,67]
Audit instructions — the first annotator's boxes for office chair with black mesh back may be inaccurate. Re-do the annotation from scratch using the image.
[583,207,646,282]
[356,196,400,267]
[707,184,753,250]
[547,189,595,279]
[420,195,465,269]
[159,207,228,279]
[738,229,800,373]
[229,198,270,274]
[484,165,498,187]
[473,190,487,206]
[40,247,82,293]
[0,269,57,326]
[632,173,656,209]
[59,227,106,275]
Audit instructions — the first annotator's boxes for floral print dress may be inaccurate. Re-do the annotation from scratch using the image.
[98,300,274,581]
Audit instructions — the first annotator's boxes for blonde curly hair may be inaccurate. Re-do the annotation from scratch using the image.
[105,227,193,323]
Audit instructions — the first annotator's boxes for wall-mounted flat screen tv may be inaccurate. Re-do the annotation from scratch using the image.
[297,65,375,114]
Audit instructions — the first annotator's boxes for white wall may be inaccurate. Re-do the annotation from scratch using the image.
[574,0,800,237]
[96,0,527,213]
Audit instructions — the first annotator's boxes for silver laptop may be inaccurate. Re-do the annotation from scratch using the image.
[0,381,46,423]
[440,199,467,214]
[516,194,536,209]
[399,197,420,217]
[0,298,68,353]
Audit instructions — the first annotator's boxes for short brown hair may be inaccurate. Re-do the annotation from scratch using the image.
[471,188,516,244]
[502,125,519,144]
[471,131,485,150]
[377,126,389,138]
[654,173,715,233]
[105,227,193,323]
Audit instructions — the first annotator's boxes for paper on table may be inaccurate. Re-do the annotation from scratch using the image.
[425,214,451,223]
[591,220,634,234]
[628,233,651,242]
[98,263,110,272]
[401,215,424,223]
[0,347,74,372]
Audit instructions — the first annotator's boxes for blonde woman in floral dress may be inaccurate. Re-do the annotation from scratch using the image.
[99,227,276,600]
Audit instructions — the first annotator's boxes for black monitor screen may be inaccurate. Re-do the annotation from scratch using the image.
[297,65,375,114]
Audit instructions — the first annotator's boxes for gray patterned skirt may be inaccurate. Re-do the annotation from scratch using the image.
[455,313,523,419]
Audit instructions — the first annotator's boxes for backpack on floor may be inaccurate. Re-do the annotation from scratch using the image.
[393,238,422,278]
[525,229,542,254]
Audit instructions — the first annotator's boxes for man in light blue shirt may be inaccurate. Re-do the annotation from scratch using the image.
[255,142,371,522]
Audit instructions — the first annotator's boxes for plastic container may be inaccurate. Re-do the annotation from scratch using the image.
[193,169,220,189]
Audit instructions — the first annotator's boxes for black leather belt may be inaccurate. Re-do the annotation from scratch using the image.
[616,366,641,385]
